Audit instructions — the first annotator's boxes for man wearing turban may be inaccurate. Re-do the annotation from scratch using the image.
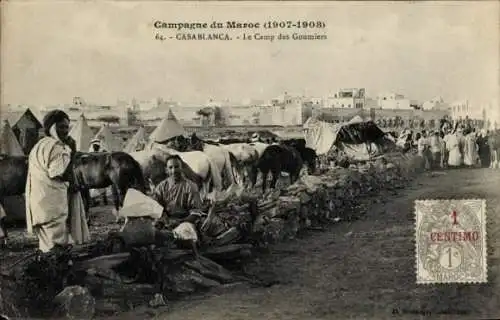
[25,110,90,252]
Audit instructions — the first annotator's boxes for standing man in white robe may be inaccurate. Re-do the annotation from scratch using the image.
[463,128,479,167]
[444,127,464,168]
[25,110,90,252]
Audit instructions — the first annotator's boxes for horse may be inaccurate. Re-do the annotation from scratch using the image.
[0,155,29,241]
[130,144,223,199]
[0,155,29,198]
[0,152,145,225]
[72,151,147,216]
[251,144,304,192]
[280,139,317,174]
[176,134,239,188]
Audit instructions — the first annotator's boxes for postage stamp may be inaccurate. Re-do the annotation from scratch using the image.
[415,199,487,284]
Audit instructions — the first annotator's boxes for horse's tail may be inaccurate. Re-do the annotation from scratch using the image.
[129,157,147,193]
[200,165,213,200]
[222,149,236,187]
[205,154,223,192]
[228,152,242,185]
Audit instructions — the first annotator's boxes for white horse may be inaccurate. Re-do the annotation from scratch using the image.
[192,142,238,189]
[220,142,270,186]
[130,144,223,199]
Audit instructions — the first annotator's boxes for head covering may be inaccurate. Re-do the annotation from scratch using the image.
[42,110,70,136]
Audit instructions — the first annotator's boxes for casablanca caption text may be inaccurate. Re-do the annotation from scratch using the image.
[152,20,328,42]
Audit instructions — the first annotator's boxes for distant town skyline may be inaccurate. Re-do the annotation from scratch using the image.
[2,1,498,108]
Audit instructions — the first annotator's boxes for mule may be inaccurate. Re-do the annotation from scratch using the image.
[73,151,147,215]
[251,144,304,192]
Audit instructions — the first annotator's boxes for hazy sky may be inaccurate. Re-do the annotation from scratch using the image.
[1,1,498,107]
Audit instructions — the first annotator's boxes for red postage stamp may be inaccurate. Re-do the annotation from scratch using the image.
[415,199,487,284]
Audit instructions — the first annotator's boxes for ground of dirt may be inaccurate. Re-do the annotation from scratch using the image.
[116,168,500,320]
[2,168,499,320]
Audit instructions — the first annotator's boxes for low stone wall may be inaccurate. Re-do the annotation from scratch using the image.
[252,152,423,246]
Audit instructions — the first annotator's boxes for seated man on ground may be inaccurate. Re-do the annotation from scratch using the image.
[151,155,204,231]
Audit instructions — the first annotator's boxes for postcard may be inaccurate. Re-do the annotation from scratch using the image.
[1,1,499,319]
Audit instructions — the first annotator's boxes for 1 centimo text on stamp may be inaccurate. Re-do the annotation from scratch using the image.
[415,199,487,284]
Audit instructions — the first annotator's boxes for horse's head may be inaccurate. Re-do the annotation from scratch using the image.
[187,133,204,151]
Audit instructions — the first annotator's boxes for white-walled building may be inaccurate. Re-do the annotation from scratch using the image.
[323,88,365,109]
[422,96,449,111]
[376,92,412,110]
[450,100,482,120]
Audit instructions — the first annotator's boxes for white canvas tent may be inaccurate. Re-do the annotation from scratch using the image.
[0,120,26,222]
[347,115,364,124]
[304,118,386,161]
[69,114,95,151]
[149,109,186,143]
[91,125,122,152]
[0,120,25,156]
[124,126,147,153]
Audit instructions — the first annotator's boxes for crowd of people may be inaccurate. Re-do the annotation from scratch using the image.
[397,123,499,170]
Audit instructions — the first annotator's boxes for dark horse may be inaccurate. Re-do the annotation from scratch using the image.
[251,144,304,192]
[0,155,29,239]
[280,138,318,174]
[73,151,147,214]
[0,155,29,197]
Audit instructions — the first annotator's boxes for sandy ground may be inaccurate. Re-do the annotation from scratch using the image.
[115,168,500,320]
[2,168,499,320]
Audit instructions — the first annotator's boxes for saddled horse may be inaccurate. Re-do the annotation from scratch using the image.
[130,143,223,198]
[251,144,304,192]
[0,152,145,224]
[73,151,147,215]
[175,134,239,188]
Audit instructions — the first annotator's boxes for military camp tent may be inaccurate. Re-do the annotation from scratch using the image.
[69,114,95,151]
[124,126,147,153]
[91,125,122,152]
[304,118,386,161]
[149,109,186,143]
[0,120,25,156]
[5,108,42,154]
[0,120,26,222]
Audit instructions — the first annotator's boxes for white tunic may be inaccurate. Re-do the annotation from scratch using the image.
[26,135,90,252]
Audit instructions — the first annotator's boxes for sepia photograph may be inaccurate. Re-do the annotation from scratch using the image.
[0,1,499,319]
